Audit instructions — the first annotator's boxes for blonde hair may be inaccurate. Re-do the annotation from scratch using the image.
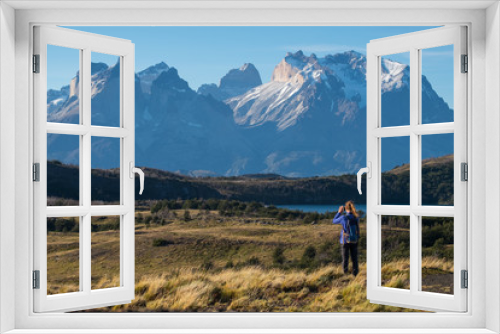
[345,200,358,218]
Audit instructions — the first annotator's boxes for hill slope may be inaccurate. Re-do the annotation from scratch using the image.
[48,155,453,205]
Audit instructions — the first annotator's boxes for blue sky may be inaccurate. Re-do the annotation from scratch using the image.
[49,26,453,107]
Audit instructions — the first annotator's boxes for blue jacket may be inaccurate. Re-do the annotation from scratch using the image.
[332,212,359,244]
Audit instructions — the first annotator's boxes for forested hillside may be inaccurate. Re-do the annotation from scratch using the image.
[47,155,453,205]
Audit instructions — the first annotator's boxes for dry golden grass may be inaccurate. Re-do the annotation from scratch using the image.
[64,257,452,312]
[47,210,453,312]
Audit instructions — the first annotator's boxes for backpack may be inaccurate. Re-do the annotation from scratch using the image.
[342,214,359,244]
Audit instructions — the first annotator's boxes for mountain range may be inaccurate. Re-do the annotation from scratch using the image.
[47,50,454,177]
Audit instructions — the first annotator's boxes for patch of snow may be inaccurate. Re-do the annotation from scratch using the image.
[188,122,202,128]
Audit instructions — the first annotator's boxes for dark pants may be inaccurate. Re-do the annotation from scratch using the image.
[342,243,359,276]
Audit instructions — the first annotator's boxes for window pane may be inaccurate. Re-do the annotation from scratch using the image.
[381,136,410,205]
[421,217,454,294]
[47,45,80,124]
[381,52,410,127]
[91,137,120,205]
[47,134,79,206]
[381,215,410,290]
[421,45,454,124]
[421,134,454,206]
[91,215,120,290]
[91,52,121,127]
[47,217,80,295]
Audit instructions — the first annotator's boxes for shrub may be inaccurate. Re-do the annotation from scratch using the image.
[273,247,286,265]
[303,246,316,260]
[299,246,317,268]
[152,238,171,247]
[48,217,78,232]
[150,202,162,214]
[246,256,261,266]
[277,211,288,221]
[202,260,214,271]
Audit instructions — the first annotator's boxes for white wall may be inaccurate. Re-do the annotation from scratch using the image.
[0,2,16,333]
[7,5,493,331]
[485,2,500,333]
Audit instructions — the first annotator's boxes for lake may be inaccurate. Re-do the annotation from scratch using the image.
[277,204,367,214]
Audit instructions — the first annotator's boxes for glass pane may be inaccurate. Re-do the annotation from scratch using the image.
[421,45,454,124]
[91,215,120,290]
[421,134,454,206]
[421,217,454,294]
[381,136,410,205]
[47,134,79,206]
[91,137,120,205]
[381,215,410,290]
[91,52,121,127]
[47,45,80,124]
[381,52,410,127]
[47,217,80,295]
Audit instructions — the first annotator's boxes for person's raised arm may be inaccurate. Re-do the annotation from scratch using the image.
[332,206,344,224]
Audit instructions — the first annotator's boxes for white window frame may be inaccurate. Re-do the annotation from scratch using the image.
[33,26,136,312]
[1,2,499,333]
[366,26,468,312]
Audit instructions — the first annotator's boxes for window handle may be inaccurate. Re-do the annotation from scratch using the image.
[357,162,371,195]
[129,162,144,195]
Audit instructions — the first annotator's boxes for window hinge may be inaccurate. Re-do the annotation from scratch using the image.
[33,270,40,289]
[461,162,468,181]
[33,163,40,182]
[461,54,468,73]
[33,54,40,73]
[461,270,468,289]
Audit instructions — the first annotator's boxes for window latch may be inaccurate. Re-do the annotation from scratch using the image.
[357,162,371,195]
[129,162,144,195]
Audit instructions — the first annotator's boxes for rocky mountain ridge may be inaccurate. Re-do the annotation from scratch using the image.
[198,63,262,101]
[46,50,453,176]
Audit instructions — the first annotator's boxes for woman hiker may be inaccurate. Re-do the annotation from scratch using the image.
[332,201,360,276]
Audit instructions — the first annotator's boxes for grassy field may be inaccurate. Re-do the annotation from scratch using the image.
[47,204,453,312]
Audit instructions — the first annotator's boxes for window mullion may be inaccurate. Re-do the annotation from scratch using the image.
[82,47,92,294]
[78,48,84,293]
[409,47,420,294]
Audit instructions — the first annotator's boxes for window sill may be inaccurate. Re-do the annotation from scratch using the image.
[4,329,497,334]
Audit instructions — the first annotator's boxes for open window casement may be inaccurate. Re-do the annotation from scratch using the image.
[33,26,138,312]
[363,26,467,312]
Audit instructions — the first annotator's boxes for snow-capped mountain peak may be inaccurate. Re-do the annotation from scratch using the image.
[230,51,363,132]
[380,57,409,92]
[47,50,452,177]
[137,62,170,94]
[271,50,324,84]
